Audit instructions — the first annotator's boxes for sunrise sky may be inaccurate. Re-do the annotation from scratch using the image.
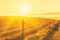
[0,0,60,17]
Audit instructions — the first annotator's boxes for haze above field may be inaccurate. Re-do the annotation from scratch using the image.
[0,0,60,20]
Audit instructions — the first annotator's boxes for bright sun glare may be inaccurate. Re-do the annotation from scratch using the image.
[20,5,29,16]
[21,6,28,12]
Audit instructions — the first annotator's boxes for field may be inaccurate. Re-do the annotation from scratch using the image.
[0,16,60,40]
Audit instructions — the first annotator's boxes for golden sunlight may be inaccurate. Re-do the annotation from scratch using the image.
[20,5,30,16]
[21,5,28,13]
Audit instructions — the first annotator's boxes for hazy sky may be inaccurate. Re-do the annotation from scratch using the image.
[0,0,60,16]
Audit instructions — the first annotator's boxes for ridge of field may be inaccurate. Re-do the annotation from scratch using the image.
[0,16,60,40]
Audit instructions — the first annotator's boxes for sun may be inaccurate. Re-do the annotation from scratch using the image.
[21,6,28,13]
[20,5,29,16]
